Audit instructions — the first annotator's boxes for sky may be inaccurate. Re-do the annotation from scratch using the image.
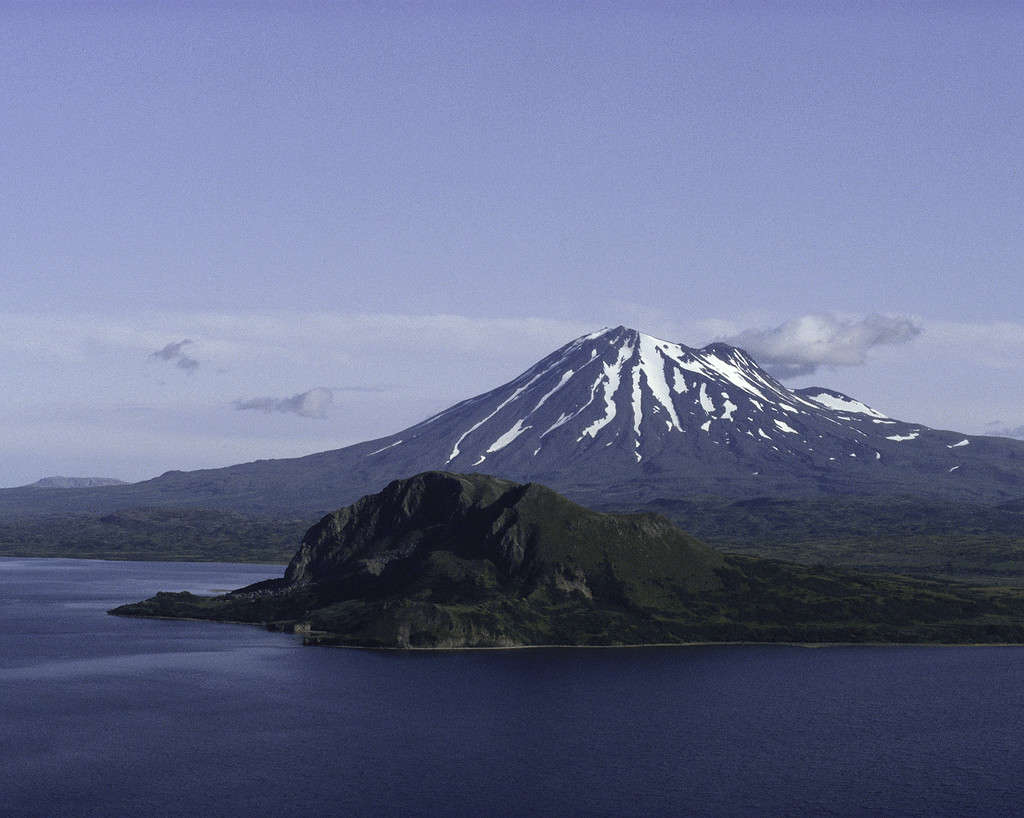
[2,2,1023,486]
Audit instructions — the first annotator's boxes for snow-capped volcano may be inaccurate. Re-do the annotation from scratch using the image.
[323,324,1021,509]
[438,326,823,467]
[361,326,968,484]
[3,325,1021,517]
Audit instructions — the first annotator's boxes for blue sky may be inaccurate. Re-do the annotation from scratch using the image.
[2,3,1023,485]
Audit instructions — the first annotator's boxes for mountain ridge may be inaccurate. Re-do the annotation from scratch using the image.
[26,476,127,489]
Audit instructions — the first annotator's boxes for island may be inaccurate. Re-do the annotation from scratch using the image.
[110,471,1024,648]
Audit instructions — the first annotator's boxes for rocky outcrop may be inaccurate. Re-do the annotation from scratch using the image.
[282,471,724,597]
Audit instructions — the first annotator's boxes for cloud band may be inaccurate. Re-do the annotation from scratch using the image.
[724,314,922,378]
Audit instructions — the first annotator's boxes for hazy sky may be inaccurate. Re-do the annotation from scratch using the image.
[3,3,1023,485]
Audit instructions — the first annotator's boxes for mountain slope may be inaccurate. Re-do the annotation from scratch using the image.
[3,326,1023,518]
[110,472,1024,647]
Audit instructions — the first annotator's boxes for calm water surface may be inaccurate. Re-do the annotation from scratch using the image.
[2,557,1023,817]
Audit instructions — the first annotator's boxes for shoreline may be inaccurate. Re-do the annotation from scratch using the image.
[109,612,1024,651]
[0,553,289,567]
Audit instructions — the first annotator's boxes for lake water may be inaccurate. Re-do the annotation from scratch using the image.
[2,557,1023,817]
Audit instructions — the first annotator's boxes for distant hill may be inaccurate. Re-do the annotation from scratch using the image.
[26,476,127,489]
[111,472,1024,648]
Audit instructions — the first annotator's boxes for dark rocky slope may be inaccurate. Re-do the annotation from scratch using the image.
[111,472,1024,648]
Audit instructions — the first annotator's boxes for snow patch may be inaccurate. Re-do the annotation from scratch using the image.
[665,345,775,404]
[542,411,573,437]
[447,361,556,462]
[579,341,635,440]
[700,420,711,432]
[366,440,403,456]
[487,419,532,453]
[543,366,607,438]
[637,334,682,429]
[805,391,888,419]
[631,364,644,439]
[774,419,798,435]
[698,382,715,415]
[886,432,920,442]
[671,369,688,394]
[533,369,575,412]
[947,439,970,449]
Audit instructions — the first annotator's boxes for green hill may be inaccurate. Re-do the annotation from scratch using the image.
[110,472,1024,648]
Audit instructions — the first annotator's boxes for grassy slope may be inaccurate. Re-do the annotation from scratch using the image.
[628,496,1024,585]
[0,509,303,563]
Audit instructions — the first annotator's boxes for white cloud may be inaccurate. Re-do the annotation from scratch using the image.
[723,313,923,378]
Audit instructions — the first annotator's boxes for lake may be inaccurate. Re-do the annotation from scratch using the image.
[2,557,1023,817]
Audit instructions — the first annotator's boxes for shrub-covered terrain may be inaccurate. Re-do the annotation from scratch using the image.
[111,473,1024,648]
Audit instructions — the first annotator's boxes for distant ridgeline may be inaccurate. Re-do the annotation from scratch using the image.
[111,472,1024,648]
[27,476,127,489]
[4,327,1024,580]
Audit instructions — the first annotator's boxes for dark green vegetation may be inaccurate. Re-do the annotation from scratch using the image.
[635,495,1024,586]
[111,473,1024,648]
[0,508,302,563]
[5,488,1023,588]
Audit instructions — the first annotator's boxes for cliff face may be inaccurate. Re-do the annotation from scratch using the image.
[110,472,1024,648]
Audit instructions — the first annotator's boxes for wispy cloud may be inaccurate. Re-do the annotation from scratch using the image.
[723,314,923,378]
[151,339,199,372]
[233,387,333,419]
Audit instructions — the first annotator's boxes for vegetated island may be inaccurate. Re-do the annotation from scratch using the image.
[110,472,1024,648]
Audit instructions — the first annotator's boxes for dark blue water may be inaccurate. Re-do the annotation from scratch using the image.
[2,558,1023,817]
